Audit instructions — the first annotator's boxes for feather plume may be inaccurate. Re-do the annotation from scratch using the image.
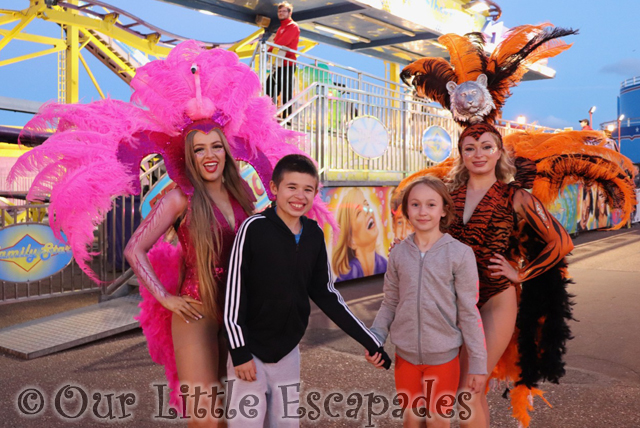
[485,25,578,121]
[400,58,456,108]
[438,33,485,82]
[136,240,183,413]
[506,131,636,229]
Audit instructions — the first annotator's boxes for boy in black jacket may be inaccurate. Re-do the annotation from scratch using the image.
[224,154,391,427]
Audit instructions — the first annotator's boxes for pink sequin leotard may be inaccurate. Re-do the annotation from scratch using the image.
[177,195,248,308]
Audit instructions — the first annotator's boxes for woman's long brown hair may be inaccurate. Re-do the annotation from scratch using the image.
[183,128,254,319]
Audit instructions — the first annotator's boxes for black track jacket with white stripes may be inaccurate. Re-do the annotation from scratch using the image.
[224,206,391,368]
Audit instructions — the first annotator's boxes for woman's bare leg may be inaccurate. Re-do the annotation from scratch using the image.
[458,286,517,428]
[172,313,223,427]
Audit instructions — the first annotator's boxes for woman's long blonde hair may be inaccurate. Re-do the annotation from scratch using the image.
[183,128,254,319]
[331,188,361,277]
[448,129,516,192]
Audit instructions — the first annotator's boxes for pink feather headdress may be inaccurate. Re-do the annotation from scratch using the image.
[8,41,336,280]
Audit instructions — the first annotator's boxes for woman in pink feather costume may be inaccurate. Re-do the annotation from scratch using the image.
[126,126,254,428]
[9,41,338,427]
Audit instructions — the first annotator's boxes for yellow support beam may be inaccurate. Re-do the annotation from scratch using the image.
[298,40,318,54]
[0,10,35,51]
[0,45,64,67]
[0,29,64,47]
[79,52,105,99]
[65,0,79,104]
[40,6,172,57]
[388,61,400,90]
[0,11,22,27]
[229,28,264,53]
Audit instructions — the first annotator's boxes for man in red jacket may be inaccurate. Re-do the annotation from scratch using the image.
[266,2,300,117]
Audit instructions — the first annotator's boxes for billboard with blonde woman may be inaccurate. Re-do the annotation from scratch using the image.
[320,186,411,282]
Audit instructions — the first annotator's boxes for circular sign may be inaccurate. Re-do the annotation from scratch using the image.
[0,223,73,282]
[422,126,452,163]
[347,116,390,159]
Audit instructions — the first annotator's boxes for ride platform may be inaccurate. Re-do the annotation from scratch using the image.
[0,294,141,359]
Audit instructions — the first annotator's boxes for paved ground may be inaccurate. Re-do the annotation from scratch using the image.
[1,224,639,427]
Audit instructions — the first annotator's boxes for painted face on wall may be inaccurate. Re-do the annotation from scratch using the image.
[349,189,379,249]
[392,208,412,240]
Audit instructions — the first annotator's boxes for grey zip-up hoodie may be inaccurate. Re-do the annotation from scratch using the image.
[371,233,487,374]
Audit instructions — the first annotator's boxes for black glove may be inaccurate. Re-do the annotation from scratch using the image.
[376,346,392,370]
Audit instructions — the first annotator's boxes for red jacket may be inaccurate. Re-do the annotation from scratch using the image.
[268,18,300,65]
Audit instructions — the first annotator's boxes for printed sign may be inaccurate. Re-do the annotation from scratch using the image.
[0,223,73,282]
[140,175,176,218]
[347,116,390,159]
[422,125,453,163]
[240,163,271,212]
[547,182,622,233]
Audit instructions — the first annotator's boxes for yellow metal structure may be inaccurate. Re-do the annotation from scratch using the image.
[0,0,318,105]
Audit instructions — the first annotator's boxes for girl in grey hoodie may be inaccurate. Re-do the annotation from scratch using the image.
[366,176,487,428]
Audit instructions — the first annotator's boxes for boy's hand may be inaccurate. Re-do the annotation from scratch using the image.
[467,374,487,394]
[365,351,386,369]
[234,359,257,382]
[367,347,392,370]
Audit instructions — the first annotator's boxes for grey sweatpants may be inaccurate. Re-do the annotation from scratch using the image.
[226,346,301,428]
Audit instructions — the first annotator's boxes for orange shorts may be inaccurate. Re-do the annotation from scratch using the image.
[394,353,460,414]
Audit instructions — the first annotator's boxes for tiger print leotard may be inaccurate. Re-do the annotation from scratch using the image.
[449,180,574,308]
[449,180,515,307]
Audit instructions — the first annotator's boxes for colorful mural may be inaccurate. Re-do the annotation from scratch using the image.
[546,182,623,234]
[321,187,396,282]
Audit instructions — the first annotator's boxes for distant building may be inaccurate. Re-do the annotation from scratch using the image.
[618,77,640,163]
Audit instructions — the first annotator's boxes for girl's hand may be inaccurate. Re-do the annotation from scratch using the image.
[365,351,385,369]
[159,295,203,323]
[488,253,520,283]
[467,374,487,394]
[388,237,401,253]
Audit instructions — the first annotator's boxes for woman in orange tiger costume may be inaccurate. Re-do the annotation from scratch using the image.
[448,122,574,428]
[398,24,637,427]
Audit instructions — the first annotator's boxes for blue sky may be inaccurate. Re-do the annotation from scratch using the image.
[1,0,638,129]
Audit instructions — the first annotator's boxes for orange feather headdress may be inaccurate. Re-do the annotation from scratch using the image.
[401,24,577,126]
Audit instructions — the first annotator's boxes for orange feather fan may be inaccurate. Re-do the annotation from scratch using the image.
[402,24,577,126]
[505,131,637,229]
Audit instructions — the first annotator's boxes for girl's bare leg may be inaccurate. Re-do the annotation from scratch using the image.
[403,408,425,428]
[458,286,517,428]
[172,313,223,428]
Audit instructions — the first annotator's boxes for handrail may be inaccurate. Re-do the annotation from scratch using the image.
[265,42,409,90]
[621,76,640,89]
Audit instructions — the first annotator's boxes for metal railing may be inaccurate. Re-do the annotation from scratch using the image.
[0,154,165,303]
[254,41,532,183]
[621,76,640,89]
